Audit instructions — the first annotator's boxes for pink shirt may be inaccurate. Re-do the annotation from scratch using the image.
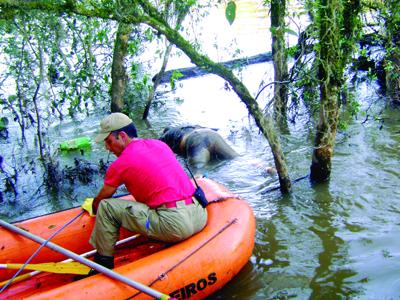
[104,139,195,208]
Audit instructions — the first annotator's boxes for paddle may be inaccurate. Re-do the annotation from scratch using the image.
[0,262,91,275]
[0,220,175,300]
[0,234,140,288]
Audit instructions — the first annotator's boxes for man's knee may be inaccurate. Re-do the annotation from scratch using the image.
[97,198,124,220]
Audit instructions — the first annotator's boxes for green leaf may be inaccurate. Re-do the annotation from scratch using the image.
[0,117,9,130]
[170,70,184,89]
[171,70,184,81]
[7,95,17,103]
[225,1,237,26]
[284,28,298,37]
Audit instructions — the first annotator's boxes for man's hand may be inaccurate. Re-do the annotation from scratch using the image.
[82,198,95,217]
[92,184,118,214]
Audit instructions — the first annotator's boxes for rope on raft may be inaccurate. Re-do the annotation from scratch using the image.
[126,218,238,300]
[0,210,85,292]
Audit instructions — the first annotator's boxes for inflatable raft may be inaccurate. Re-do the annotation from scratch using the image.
[0,178,255,299]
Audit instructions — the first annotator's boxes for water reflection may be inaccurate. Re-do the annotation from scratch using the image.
[308,183,359,299]
[206,261,264,299]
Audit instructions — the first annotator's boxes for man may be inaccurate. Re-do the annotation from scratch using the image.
[88,113,207,271]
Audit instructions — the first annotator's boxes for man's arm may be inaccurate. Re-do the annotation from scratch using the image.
[93,184,118,213]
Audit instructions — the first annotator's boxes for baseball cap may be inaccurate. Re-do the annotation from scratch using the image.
[94,113,133,143]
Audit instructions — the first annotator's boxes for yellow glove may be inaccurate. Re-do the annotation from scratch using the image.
[82,198,95,217]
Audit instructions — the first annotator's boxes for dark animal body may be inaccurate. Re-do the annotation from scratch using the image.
[160,126,238,170]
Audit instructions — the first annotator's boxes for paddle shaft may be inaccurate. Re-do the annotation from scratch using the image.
[0,220,170,300]
[54,233,141,264]
[0,234,140,287]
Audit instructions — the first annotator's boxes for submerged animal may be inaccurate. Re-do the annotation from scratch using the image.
[160,125,239,170]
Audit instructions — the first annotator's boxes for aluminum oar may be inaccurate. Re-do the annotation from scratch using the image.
[0,219,174,300]
[0,234,140,287]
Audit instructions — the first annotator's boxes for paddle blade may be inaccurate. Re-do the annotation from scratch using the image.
[0,272,33,288]
[1,262,91,275]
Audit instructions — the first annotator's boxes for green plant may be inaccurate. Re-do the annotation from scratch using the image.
[170,70,184,89]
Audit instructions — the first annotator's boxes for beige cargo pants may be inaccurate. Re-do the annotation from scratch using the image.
[89,198,207,256]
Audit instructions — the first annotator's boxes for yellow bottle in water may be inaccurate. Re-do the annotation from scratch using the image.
[60,136,91,151]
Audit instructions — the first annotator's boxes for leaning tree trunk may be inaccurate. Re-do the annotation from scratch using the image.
[310,0,361,182]
[137,0,292,193]
[111,22,133,113]
[142,42,173,120]
[271,0,289,130]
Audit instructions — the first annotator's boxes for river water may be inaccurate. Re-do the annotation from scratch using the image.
[154,66,400,300]
[1,1,400,299]
[4,62,399,299]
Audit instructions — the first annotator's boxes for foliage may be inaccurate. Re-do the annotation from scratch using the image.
[169,70,184,89]
[0,10,117,199]
[0,116,9,130]
[338,84,360,130]
[355,0,400,104]
[225,1,236,25]
[380,0,400,103]
[123,68,151,113]
[290,0,367,126]
[285,45,299,58]
[0,11,114,131]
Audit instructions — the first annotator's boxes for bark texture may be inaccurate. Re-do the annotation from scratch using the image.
[310,0,361,182]
[111,22,133,112]
[271,0,289,129]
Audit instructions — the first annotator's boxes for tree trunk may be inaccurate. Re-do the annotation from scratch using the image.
[310,0,340,182]
[310,0,360,182]
[271,0,289,130]
[142,42,173,120]
[384,0,400,106]
[111,22,133,113]
[310,84,340,182]
[157,52,273,84]
[385,52,400,106]
[34,42,45,160]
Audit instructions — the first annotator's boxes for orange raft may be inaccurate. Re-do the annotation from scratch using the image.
[0,178,256,300]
